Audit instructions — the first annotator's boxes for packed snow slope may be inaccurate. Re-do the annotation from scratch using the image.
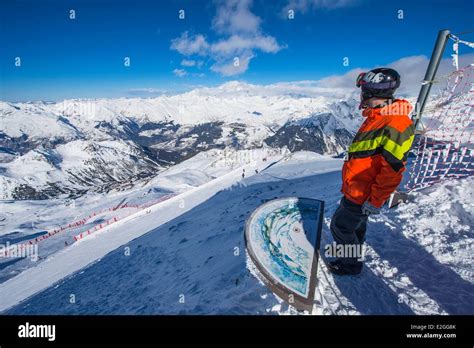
[3,152,473,315]
[0,147,282,284]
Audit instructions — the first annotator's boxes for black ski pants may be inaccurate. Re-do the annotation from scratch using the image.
[330,196,368,267]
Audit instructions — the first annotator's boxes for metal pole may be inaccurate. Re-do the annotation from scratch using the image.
[412,29,451,129]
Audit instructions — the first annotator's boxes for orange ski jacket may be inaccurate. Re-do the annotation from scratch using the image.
[341,99,415,208]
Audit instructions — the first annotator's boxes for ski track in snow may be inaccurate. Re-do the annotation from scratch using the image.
[1,154,473,315]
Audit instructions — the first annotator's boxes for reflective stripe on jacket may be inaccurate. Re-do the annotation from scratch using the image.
[341,99,415,208]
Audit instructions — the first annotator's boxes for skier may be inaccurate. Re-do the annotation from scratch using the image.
[327,68,415,276]
[242,169,245,179]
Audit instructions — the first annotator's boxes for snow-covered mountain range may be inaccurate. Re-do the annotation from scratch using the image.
[0,81,361,199]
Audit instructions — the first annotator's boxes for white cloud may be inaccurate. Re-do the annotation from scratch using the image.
[315,68,364,89]
[173,68,188,77]
[212,0,261,35]
[181,59,205,69]
[284,0,358,13]
[170,32,209,56]
[211,53,254,76]
[211,34,283,57]
[170,0,284,76]
[316,53,474,96]
[181,59,196,67]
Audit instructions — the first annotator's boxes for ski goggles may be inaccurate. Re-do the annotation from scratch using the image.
[356,72,400,89]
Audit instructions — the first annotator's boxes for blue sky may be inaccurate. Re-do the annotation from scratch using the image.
[1,0,473,101]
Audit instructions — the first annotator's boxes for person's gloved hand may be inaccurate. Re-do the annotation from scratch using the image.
[362,201,381,216]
